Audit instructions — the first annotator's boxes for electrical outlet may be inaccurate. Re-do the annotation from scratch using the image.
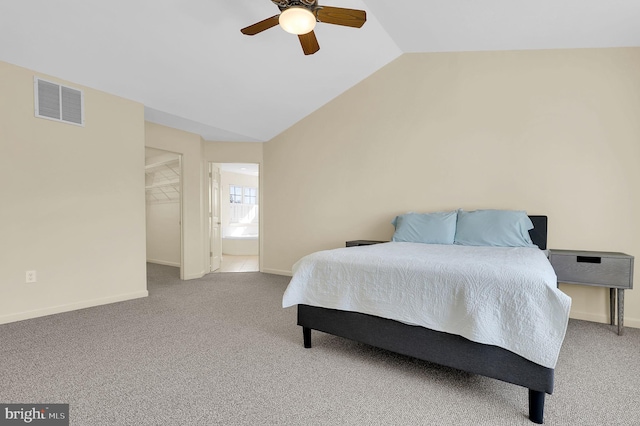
[26,270,36,283]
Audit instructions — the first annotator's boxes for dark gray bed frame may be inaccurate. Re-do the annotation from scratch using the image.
[297,216,552,424]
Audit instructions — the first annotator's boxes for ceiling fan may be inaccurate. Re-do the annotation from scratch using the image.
[241,0,366,55]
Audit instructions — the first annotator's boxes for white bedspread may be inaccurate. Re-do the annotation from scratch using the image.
[282,242,571,369]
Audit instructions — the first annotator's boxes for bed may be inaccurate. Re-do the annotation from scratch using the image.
[282,212,571,424]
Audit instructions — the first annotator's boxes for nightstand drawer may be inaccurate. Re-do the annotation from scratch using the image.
[549,251,633,289]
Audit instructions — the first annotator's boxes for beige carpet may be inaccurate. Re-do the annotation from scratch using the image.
[1,263,638,425]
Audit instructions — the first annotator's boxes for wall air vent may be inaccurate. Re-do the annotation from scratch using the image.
[34,77,84,126]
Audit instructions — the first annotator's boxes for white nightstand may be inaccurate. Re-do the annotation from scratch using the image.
[549,249,634,335]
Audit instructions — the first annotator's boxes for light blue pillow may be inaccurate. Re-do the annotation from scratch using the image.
[454,209,536,247]
[391,211,457,245]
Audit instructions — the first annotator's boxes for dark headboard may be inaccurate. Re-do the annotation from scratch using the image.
[528,215,548,250]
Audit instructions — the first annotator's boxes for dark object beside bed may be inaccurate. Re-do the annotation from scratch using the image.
[297,216,552,424]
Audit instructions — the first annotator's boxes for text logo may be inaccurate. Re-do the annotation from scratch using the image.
[0,405,68,426]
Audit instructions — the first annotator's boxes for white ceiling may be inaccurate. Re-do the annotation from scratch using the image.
[220,163,260,176]
[1,1,639,142]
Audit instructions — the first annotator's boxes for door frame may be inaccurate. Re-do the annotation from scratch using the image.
[209,163,222,272]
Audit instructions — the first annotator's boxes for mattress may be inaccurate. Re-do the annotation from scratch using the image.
[282,242,571,368]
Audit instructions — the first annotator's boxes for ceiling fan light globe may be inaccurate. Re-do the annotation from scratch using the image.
[279,7,316,35]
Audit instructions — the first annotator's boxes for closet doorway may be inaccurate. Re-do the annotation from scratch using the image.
[210,163,259,273]
[145,148,183,277]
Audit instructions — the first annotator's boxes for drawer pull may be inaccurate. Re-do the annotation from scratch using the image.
[577,256,601,264]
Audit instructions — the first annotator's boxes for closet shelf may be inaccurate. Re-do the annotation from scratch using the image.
[145,154,181,204]
[145,158,179,171]
[145,180,180,190]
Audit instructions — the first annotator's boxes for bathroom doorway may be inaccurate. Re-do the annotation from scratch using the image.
[210,162,259,272]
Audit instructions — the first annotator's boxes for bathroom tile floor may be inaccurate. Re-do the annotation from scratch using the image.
[215,255,259,272]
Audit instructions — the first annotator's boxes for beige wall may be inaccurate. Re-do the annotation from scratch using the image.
[146,202,181,265]
[204,141,263,164]
[0,61,147,324]
[263,48,640,328]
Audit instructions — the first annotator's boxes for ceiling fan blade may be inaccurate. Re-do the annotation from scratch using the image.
[315,6,366,28]
[241,15,280,35]
[298,31,320,55]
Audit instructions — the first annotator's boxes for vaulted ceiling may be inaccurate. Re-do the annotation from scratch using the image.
[1,1,639,142]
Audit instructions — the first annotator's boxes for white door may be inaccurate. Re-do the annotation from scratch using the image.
[210,164,222,271]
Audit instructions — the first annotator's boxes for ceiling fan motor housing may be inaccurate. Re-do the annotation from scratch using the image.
[272,0,318,11]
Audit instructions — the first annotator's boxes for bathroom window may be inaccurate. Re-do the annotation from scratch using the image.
[229,185,258,224]
[230,185,243,204]
[243,187,257,205]
[230,185,257,205]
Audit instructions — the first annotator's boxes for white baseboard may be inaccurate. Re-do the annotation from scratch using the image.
[0,290,149,325]
[569,311,639,329]
[626,318,640,329]
[261,268,292,277]
[183,271,206,280]
[146,259,180,267]
[147,259,207,280]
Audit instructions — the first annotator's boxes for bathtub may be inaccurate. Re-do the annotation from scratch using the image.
[222,235,259,256]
